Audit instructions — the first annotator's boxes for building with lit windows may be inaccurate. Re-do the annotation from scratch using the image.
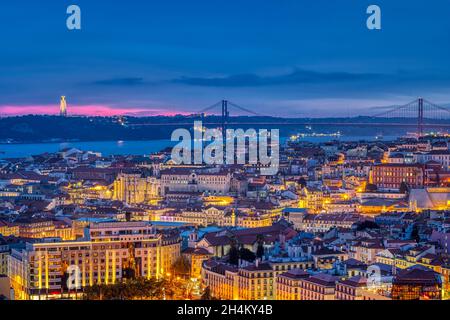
[409,188,450,211]
[349,239,385,264]
[276,269,310,300]
[66,182,112,204]
[370,164,425,191]
[15,218,56,239]
[196,222,297,258]
[298,274,338,300]
[53,221,76,241]
[7,221,181,300]
[160,206,274,229]
[113,173,161,204]
[160,167,231,196]
[414,150,450,170]
[237,261,275,300]
[201,259,238,300]
[335,276,391,300]
[0,238,8,276]
[391,268,442,300]
[0,221,19,237]
[160,206,231,227]
[295,213,362,233]
[375,245,437,271]
[182,247,212,279]
[298,187,327,213]
[202,258,314,300]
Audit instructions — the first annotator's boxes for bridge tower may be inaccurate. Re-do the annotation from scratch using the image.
[418,97,424,137]
[60,96,68,117]
[221,100,229,139]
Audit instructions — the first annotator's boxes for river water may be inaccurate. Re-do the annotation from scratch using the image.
[0,134,400,159]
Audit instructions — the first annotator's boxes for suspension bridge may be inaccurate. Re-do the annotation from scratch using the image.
[128,98,450,135]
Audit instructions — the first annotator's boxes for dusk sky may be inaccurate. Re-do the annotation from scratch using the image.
[1,0,450,117]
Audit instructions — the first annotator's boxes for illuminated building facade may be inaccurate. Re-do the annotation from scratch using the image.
[182,247,212,279]
[0,238,8,276]
[113,173,161,204]
[16,219,56,239]
[275,269,310,300]
[0,221,19,237]
[160,206,230,227]
[9,216,72,242]
[237,262,276,300]
[66,183,112,204]
[160,207,274,229]
[297,274,338,300]
[54,222,76,241]
[370,164,425,191]
[160,168,231,196]
[201,260,238,300]
[295,213,362,233]
[299,187,327,213]
[414,150,450,170]
[375,246,438,271]
[348,239,385,264]
[202,259,314,300]
[391,268,442,300]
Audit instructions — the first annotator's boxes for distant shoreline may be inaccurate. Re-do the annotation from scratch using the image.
[0,138,163,145]
[0,135,404,160]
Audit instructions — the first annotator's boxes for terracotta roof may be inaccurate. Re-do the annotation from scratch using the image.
[304,274,338,287]
[183,247,211,256]
[339,276,367,287]
[343,258,367,268]
[312,247,345,256]
[242,262,272,271]
[394,267,441,285]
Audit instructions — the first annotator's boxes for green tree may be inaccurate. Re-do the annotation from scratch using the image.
[82,277,170,300]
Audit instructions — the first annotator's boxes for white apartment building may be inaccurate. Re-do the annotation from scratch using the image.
[414,150,450,170]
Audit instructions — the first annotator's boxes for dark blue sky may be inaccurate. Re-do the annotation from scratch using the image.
[0,0,449,117]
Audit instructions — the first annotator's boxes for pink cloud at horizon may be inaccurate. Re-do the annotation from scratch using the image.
[0,104,191,117]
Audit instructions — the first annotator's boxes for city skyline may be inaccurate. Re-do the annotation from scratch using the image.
[1,0,450,117]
